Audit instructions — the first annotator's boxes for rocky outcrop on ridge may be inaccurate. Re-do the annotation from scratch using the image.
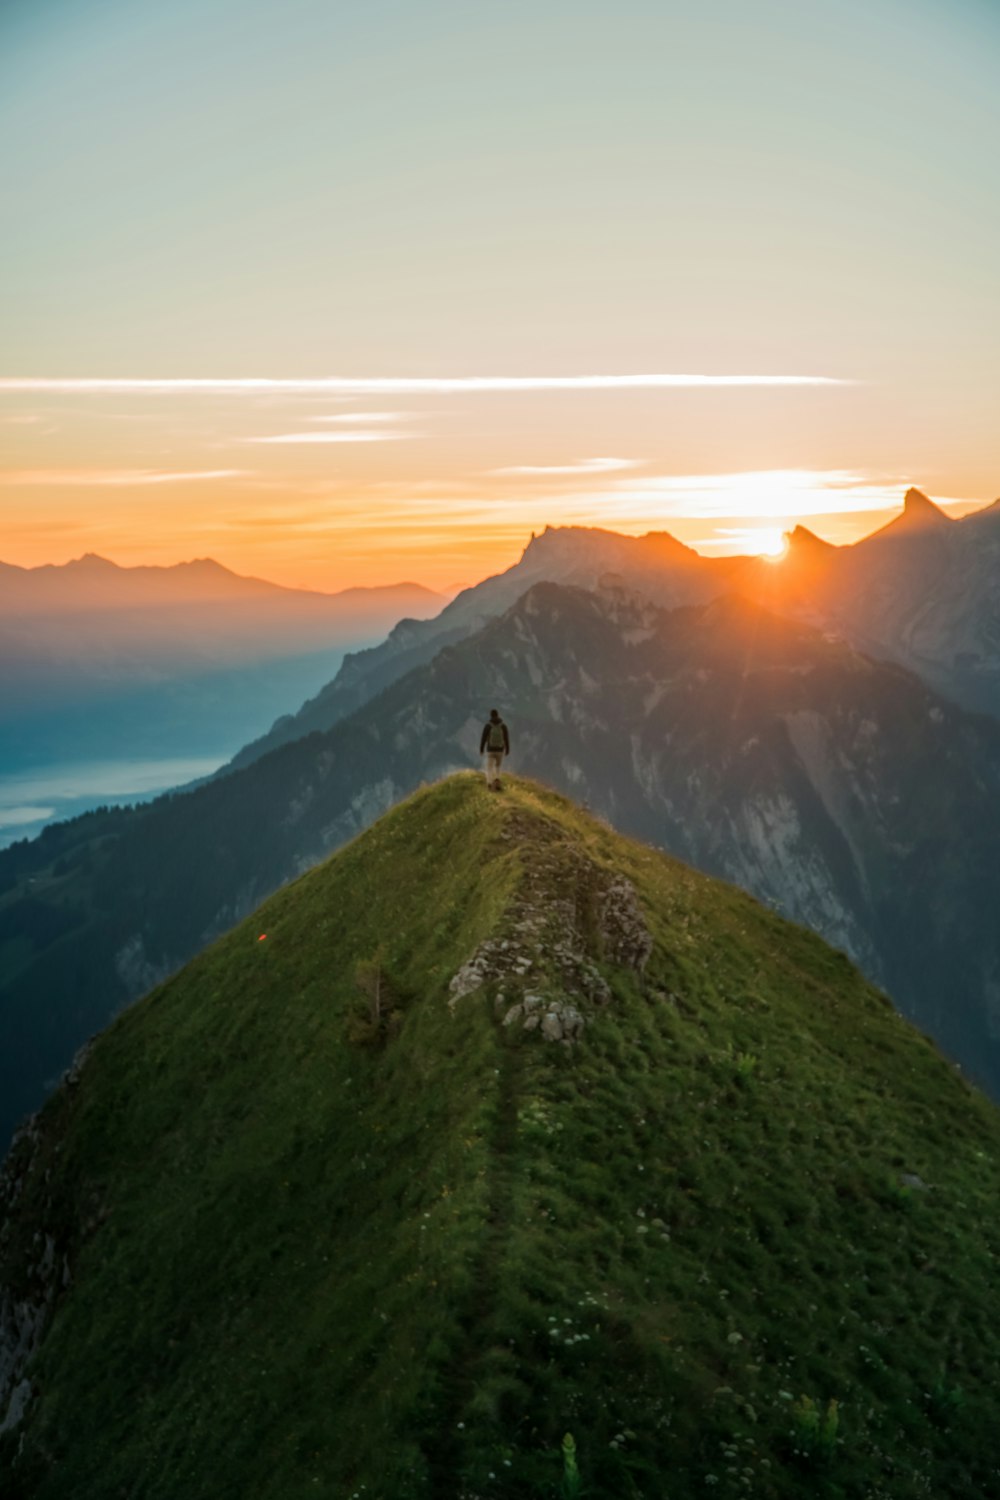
[449,807,652,1042]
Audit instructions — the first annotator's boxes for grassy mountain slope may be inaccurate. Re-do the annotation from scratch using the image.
[3,775,1000,1500]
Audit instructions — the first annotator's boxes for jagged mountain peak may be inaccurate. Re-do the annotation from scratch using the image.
[68,551,120,570]
[68,554,232,575]
[172,555,236,574]
[786,523,836,554]
[903,486,951,522]
[521,522,695,563]
[4,774,1000,1498]
[866,487,953,542]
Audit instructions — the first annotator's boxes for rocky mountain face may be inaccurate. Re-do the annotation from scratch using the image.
[228,494,1000,775]
[4,776,1000,1499]
[225,524,732,768]
[3,581,1000,1150]
[800,491,1000,718]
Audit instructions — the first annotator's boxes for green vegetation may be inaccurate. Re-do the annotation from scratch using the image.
[3,772,1000,1499]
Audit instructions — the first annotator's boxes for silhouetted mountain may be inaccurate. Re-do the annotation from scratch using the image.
[5,776,1000,1499]
[0,556,445,771]
[865,486,953,541]
[0,552,442,613]
[3,582,999,1150]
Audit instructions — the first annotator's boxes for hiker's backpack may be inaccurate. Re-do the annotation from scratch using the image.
[487,720,506,752]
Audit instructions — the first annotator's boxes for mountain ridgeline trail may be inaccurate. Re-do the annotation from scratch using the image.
[3,775,1000,1499]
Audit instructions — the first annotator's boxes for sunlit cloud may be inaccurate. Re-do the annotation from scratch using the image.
[691,526,791,556]
[0,468,247,486]
[0,373,854,395]
[247,431,419,445]
[608,469,926,520]
[489,457,641,476]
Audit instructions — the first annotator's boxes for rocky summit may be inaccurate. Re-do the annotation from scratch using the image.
[3,775,1000,1499]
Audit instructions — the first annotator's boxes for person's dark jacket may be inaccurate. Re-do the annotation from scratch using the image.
[480,718,510,755]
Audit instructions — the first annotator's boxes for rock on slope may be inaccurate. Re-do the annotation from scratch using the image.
[3,775,1000,1500]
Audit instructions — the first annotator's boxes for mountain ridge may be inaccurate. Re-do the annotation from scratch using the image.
[0,553,444,611]
[226,493,1000,773]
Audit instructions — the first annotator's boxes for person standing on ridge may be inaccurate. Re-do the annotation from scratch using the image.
[480,707,510,791]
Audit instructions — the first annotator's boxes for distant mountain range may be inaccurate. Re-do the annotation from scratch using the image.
[0,554,445,767]
[0,551,443,613]
[227,490,1000,771]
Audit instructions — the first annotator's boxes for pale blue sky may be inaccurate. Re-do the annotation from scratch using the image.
[2,0,998,584]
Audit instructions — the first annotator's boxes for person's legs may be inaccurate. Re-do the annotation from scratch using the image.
[486,751,502,787]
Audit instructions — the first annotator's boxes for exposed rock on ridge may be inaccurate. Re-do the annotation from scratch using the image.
[449,806,651,1042]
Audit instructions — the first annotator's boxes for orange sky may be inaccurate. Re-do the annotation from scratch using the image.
[0,382,993,590]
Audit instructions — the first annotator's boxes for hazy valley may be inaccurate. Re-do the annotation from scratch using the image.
[0,553,444,840]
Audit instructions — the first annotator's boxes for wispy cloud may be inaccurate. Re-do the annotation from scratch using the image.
[689,526,789,550]
[247,431,418,445]
[0,806,56,831]
[0,373,854,395]
[489,456,641,476]
[307,411,417,424]
[609,468,910,519]
[0,468,246,487]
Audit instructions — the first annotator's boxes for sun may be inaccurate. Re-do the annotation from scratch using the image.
[752,527,790,562]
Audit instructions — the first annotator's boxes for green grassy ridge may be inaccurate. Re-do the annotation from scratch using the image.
[2,772,1000,1500]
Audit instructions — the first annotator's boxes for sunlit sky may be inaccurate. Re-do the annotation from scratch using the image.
[2,0,998,590]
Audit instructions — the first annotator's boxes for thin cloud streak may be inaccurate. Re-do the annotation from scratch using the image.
[0,373,855,395]
[248,431,418,445]
[489,457,641,476]
[0,468,247,487]
[608,468,920,519]
[307,411,417,424]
